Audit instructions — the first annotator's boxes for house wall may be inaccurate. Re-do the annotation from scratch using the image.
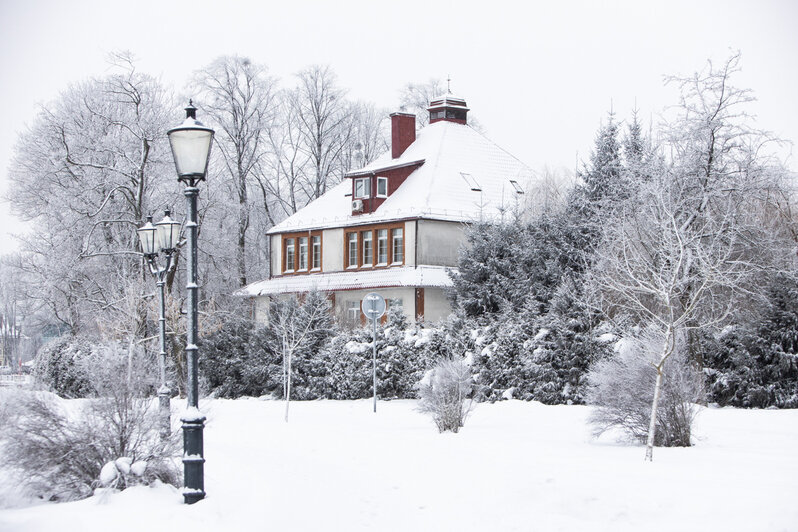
[404,220,416,267]
[323,228,344,272]
[422,288,451,323]
[416,220,464,266]
[270,234,281,276]
[334,287,415,324]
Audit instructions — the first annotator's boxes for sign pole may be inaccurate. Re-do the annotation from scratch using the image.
[362,292,386,414]
[372,315,377,413]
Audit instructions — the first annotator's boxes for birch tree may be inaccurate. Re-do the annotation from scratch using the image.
[268,291,333,422]
[588,53,794,460]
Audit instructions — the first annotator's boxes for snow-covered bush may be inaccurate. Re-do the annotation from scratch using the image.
[0,342,179,501]
[418,358,474,433]
[587,332,703,447]
[200,317,281,398]
[308,307,429,400]
[702,274,798,408]
[33,335,96,398]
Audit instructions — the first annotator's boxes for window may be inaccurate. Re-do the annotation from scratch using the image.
[376,177,388,198]
[346,300,361,325]
[377,229,388,265]
[391,228,404,263]
[354,177,371,199]
[388,298,403,311]
[311,235,321,270]
[460,172,481,191]
[361,230,373,266]
[430,110,444,120]
[298,237,308,270]
[342,223,406,270]
[347,232,358,268]
[282,232,322,274]
[509,179,524,194]
[284,238,295,272]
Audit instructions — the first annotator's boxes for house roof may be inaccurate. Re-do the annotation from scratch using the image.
[234,266,454,297]
[267,120,534,234]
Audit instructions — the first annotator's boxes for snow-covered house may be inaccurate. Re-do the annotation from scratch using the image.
[238,94,533,324]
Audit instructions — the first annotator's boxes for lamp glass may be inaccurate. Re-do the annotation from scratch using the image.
[137,220,159,255]
[168,127,213,178]
[156,213,181,251]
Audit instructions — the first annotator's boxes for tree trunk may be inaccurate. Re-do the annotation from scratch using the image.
[285,350,292,423]
[645,364,664,461]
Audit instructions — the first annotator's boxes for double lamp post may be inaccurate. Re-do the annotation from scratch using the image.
[137,101,214,505]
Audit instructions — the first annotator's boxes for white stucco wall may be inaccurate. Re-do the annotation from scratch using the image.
[404,220,416,267]
[416,220,465,266]
[270,234,281,276]
[422,288,451,323]
[323,228,343,272]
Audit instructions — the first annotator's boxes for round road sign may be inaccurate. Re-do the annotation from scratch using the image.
[362,292,386,321]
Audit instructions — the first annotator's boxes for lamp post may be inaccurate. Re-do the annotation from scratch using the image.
[137,211,181,440]
[167,100,214,505]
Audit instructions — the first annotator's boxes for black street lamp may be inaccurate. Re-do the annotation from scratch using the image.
[137,211,181,440]
[167,100,214,505]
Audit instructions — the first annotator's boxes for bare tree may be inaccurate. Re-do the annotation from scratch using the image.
[268,291,333,422]
[398,78,446,129]
[5,52,174,335]
[193,56,278,287]
[291,65,352,200]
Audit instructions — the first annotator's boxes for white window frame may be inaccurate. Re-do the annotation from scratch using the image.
[376,176,388,198]
[361,230,373,267]
[391,228,404,264]
[376,229,388,265]
[354,177,371,199]
[347,232,358,269]
[298,236,308,271]
[284,238,295,273]
[346,300,360,325]
[311,235,321,270]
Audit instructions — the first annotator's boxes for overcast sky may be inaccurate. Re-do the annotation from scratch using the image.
[1,0,796,254]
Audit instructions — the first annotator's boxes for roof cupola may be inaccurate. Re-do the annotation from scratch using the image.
[427,94,469,125]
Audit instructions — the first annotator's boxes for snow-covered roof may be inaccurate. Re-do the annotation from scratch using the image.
[268,120,534,234]
[235,266,454,297]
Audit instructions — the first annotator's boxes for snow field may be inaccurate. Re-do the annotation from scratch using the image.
[1,399,797,532]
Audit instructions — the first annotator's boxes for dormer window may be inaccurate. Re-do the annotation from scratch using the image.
[376,177,388,198]
[354,177,371,198]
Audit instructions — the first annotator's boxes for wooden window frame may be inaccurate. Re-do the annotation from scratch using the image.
[343,222,406,270]
[281,231,323,274]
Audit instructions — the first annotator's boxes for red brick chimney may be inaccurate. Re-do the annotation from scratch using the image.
[390,112,416,159]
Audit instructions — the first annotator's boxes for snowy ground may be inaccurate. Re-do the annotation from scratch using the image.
[1,398,797,532]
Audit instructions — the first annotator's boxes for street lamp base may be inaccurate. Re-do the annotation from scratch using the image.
[181,413,206,504]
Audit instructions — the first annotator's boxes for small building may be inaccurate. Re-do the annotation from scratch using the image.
[238,94,533,325]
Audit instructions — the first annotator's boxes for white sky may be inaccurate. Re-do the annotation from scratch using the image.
[1,0,796,254]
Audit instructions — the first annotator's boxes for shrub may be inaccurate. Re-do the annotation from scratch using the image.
[0,342,180,501]
[418,358,474,433]
[33,335,96,398]
[587,331,703,447]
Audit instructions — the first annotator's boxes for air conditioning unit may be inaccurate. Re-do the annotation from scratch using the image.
[352,199,364,212]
